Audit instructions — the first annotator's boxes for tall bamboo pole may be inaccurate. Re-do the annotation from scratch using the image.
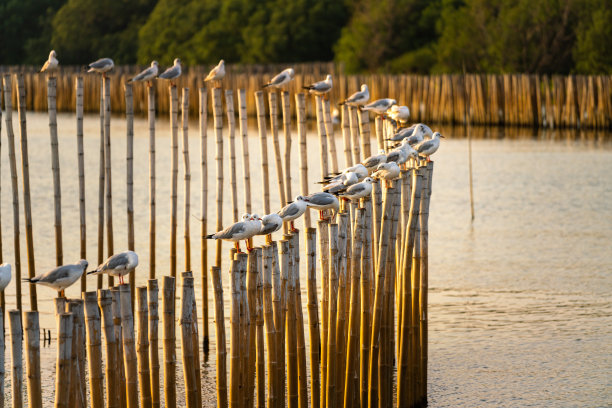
[336,214,349,404]
[65,301,84,408]
[169,85,179,277]
[125,83,136,300]
[180,276,198,408]
[246,250,258,407]
[47,76,63,266]
[255,91,271,214]
[137,287,152,408]
[305,228,320,408]
[76,77,87,292]
[317,220,330,408]
[284,238,298,408]
[326,223,339,408]
[111,287,126,407]
[103,76,114,287]
[315,95,329,178]
[292,233,308,408]
[10,310,23,407]
[98,289,119,408]
[212,88,224,266]
[262,245,277,408]
[211,266,228,408]
[419,163,433,405]
[238,89,251,213]
[229,258,241,408]
[148,84,156,280]
[181,88,192,271]
[17,74,36,310]
[0,87,3,333]
[269,92,287,207]
[281,91,292,202]
[162,276,176,408]
[225,90,239,222]
[341,104,353,167]
[271,242,283,407]
[83,292,104,408]
[296,93,310,228]
[357,109,371,159]
[55,313,72,408]
[199,87,210,352]
[147,280,161,408]
[323,98,339,173]
[255,248,266,408]
[349,107,360,165]
[24,311,42,408]
[97,78,105,289]
[2,75,22,311]
[0,305,4,408]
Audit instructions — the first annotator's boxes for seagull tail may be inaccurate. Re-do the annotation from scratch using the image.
[86,269,100,275]
[338,101,346,106]
[205,234,216,239]
[127,78,134,83]
[22,277,36,283]
[262,83,270,89]
[302,86,313,90]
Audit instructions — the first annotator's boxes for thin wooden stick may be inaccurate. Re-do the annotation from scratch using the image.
[2,75,22,311]
[180,276,198,407]
[137,287,152,408]
[47,76,63,266]
[111,287,126,407]
[293,233,308,408]
[148,84,156,280]
[317,220,330,408]
[182,88,192,271]
[229,258,241,408]
[162,276,176,408]
[169,85,179,277]
[103,75,114,287]
[336,214,349,404]
[269,92,287,207]
[98,289,119,408]
[296,93,310,228]
[281,91,293,202]
[237,252,250,408]
[147,280,161,408]
[341,104,353,167]
[0,88,3,335]
[357,108,371,159]
[305,228,320,408]
[271,242,283,407]
[225,90,239,222]
[24,311,42,408]
[83,292,104,408]
[255,248,265,408]
[0,305,4,408]
[262,245,277,408]
[323,98,339,173]
[238,89,251,213]
[326,223,339,408]
[65,301,84,408]
[255,91,271,214]
[284,238,298,408]
[419,163,433,405]
[125,83,136,299]
[199,87,209,352]
[212,88,224,266]
[349,107,360,165]
[76,77,87,292]
[97,77,105,290]
[246,250,258,407]
[211,266,228,408]
[55,313,72,408]
[315,95,329,178]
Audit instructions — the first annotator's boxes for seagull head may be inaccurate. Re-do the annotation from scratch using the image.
[174,58,181,66]
[295,195,306,202]
[325,74,332,82]
[287,68,295,78]
[378,149,386,155]
[433,131,445,139]
[241,213,251,221]
[390,99,397,106]
[361,84,368,92]
[219,59,225,67]
[50,50,57,58]
[363,177,374,184]
[151,60,159,67]
[250,213,260,221]
[78,259,89,269]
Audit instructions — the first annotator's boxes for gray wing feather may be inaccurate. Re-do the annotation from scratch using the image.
[89,58,112,69]
[416,140,435,153]
[216,222,247,239]
[342,184,365,196]
[258,223,280,235]
[308,193,335,205]
[103,253,130,270]
[271,72,287,85]
[133,66,155,81]
[386,151,400,162]
[278,203,300,218]
[159,66,179,79]
[40,265,73,282]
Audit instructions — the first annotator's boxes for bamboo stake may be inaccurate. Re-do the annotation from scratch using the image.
[211,266,228,408]
[103,75,114,287]
[199,87,210,352]
[0,306,4,408]
[0,89,3,335]
[47,76,63,267]
[111,287,127,408]
[169,85,179,277]
[2,76,22,311]
[125,83,136,299]
[315,95,329,178]
[55,313,72,408]
[283,238,298,408]
[137,287,152,408]
[148,84,156,280]
[296,93,310,228]
[76,77,87,292]
[349,107,360,165]
[323,98,339,173]
[255,249,265,408]
[281,91,293,203]
[212,88,224,266]
[357,108,371,159]
[238,89,251,213]
[24,311,41,408]
[255,91,271,214]
[269,92,287,207]
[326,223,339,408]
[180,276,198,407]
[147,280,161,408]
[97,78,105,290]
[98,289,119,408]
[226,90,239,222]
[10,310,23,407]
[419,163,433,405]
[162,276,176,408]
[229,258,241,408]
[83,292,104,408]
[262,246,277,408]
[336,214,350,404]
[317,220,330,408]
[293,233,308,408]
[65,301,84,408]
[271,242,283,407]
[305,228,320,408]
[182,88,192,270]
[247,250,258,407]
[237,252,250,408]
[341,105,353,167]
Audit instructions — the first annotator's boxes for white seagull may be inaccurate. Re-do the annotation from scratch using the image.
[386,105,410,124]
[414,132,444,161]
[337,177,375,201]
[277,196,309,232]
[40,50,59,73]
[362,149,388,172]
[256,213,284,236]
[129,61,159,84]
[387,123,433,144]
[0,263,11,292]
[371,162,401,186]
[87,251,139,285]
[303,75,333,96]
[204,59,225,86]
[205,214,261,252]
[25,260,88,297]
[386,138,418,166]
[304,192,339,220]
[362,98,397,115]
[263,68,294,89]
[325,163,368,182]
[321,171,359,194]
[159,58,182,85]
[339,84,369,106]
[87,58,114,77]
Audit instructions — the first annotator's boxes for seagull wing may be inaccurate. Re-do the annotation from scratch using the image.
[415,139,435,154]
[214,222,247,239]
[277,203,301,219]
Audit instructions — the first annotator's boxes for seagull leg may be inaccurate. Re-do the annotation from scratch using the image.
[246,240,253,252]
[319,211,324,220]
[265,234,273,245]
[290,221,297,233]
[59,290,65,298]
[234,241,242,253]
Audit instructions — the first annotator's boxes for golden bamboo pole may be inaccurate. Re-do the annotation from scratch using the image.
[326,223,339,408]
[111,287,127,408]
[238,251,250,408]
[238,89,252,213]
[182,88,192,271]
[229,257,241,408]
[292,233,308,408]
[180,276,198,407]
[225,90,239,222]
[76,77,87,292]
[317,220,330,408]
[0,89,3,334]
[271,242,283,407]
[269,92,287,207]
[341,104,353,167]
[357,108,371,159]
[148,84,156,280]
[305,228,320,408]
[336,213,350,404]
[281,91,292,203]
[0,305,5,408]
[162,276,176,408]
[65,301,83,408]
[103,76,114,287]
[98,289,119,408]
[315,95,329,178]
[212,88,224,267]
[211,266,228,408]
[55,313,72,408]
[137,287,152,408]
[323,98,339,173]
[247,250,258,406]
[349,107,360,165]
[199,87,210,352]
[255,91,271,214]
[262,245,277,408]
[83,292,104,408]
[296,93,310,228]
[24,311,42,408]
[147,280,161,408]
[255,248,266,408]
[97,77,105,290]
[47,76,63,266]
[283,237,298,408]
[169,85,179,277]
[419,163,433,405]
[125,83,136,301]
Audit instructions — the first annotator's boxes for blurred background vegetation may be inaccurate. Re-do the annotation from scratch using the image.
[1,0,610,74]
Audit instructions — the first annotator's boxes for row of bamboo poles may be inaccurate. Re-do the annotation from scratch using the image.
[1,64,611,129]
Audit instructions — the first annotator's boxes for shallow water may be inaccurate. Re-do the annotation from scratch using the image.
[1,112,611,407]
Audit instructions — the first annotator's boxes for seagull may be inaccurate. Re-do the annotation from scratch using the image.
[413,132,444,161]
[387,123,433,144]
[129,61,159,85]
[40,50,59,73]
[205,214,261,252]
[256,213,283,236]
[158,58,182,86]
[87,58,114,78]
[337,177,375,201]
[362,98,397,115]
[324,163,368,183]
[304,192,339,220]
[322,172,359,194]
[386,105,410,124]
[371,162,401,187]
[339,84,369,106]
[277,196,309,232]
[362,149,388,172]
[332,108,340,125]
[262,68,294,89]
[25,260,88,297]
[303,75,333,96]
[204,59,225,87]
[386,138,418,167]
[87,251,139,285]
[0,263,11,292]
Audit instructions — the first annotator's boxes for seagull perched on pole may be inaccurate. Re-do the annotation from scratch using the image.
[263,68,295,89]
[277,196,309,232]
[371,162,401,187]
[339,84,369,106]
[0,263,12,292]
[128,61,159,86]
[337,177,375,201]
[205,214,261,252]
[413,132,444,161]
[25,260,88,297]
[303,192,339,220]
[386,123,433,145]
[158,58,182,86]
[40,50,59,74]
[362,149,388,172]
[386,105,410,125]
[386,138,418,167]
[303,75,333,96]
[204,59,225,88]
[87,58,114,78]
[87,251,139,286]
[362,98,396,115]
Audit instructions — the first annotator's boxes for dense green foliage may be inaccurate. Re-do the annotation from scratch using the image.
[2,0,610,74]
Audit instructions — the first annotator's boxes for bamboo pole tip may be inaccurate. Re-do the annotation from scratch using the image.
[82,291,98,302]
[147,279,159,290]
[181,271,194,278]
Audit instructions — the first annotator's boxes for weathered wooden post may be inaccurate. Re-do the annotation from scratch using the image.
[182,88,192,271]
[111,287,126,407]
[97,78,105,290]
[255,91,271,215]
[229,257,241,408]
[24,311,42,408]
[226,90,239,223]
[169,85,179,277]
[98,289,119,408]
[137,287,152,408]
[0,305,4,408]
[199,87,210,352]
[47,76,63,267]
[296,93,310,228]
[83,292,104,408]
[162,276,176,408]
[323,98,339,173]
[103,75,114,287]
[55,313,72,408]
[281,91,292,203]
[212,88,224,267]
[76,77,87,292]
[238,89,252,213]
[305,228,320,408]
[147,280,161,408]
[180,276,198,407]
[125,83,136,298]
[211,266,228,408]
[148,83,157,280]
[269,92,287,208]
[262,245,277,408]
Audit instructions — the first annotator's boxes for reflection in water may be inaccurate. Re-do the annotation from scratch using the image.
[1,113,610,406]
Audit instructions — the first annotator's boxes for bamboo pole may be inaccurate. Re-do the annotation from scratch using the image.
[238,89,251,213]
[17,74,38,310]
[98,290,119,408]
[305,228,320,408]
[315,95,329,178]
[226,90,239,222]
[47,76,63,267]
[229,258,241,408]
[213,88,224,266]
[104,75,114,287]
[349,107,360,165]
[125,83,136,299]
[419,162,433,405]
[269,92,287,207]
[10,310,23,407]
[97,77,105,290]
[292,233,308,408]
[317,220,330,408]
[111,287,127,408]
[326,223,339,408]
[357,108,371,160]
[180,276,198,408]
[211,266,228,408]
[147,280,161,408]
[169,85,179,277]
[0,306,4,408]
[336,214,349,404]
[2,76,22,311]
[255,248,265,408]
[24,311,41,408]
[199,87,210,352]
[181,88,192,271]
[136,287,152,408]
[65,301,84,408]
[262,245,277,408]
[341,105,353,167]
[323,98,339,173]
[83,292,104,408]
[162,276,176,408]
[76,77,87,292]
[237,252,250,408]
[0,89,3,335]
[281,91,293,203]
[255,91,271,214]
[148,84,156,280]
[296,93,310,228]
[283,238,298,408]
[55,313,72,408]
[271,243,283,407]
[191,275,202,408]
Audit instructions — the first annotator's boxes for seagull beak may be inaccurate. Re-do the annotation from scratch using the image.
[440,135,445,138]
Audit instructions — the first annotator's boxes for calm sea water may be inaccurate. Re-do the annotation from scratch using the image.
[1,112,611,407]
